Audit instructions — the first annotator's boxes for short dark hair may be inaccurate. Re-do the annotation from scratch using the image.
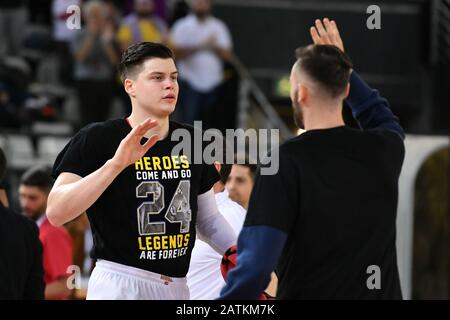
[118,42,175,82]
[295,44,353,98]
[235,163,257,181]
[234,154,257,181]
[20,165,54,193]
[0,147,6,184]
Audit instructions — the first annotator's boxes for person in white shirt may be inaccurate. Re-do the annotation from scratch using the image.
[226,163,257,210]
[187,160,245,300]
[170,0,233,128]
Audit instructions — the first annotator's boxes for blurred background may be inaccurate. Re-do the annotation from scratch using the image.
[0,0,448,299]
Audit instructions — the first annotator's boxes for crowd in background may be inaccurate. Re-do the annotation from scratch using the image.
[0,0,237,131]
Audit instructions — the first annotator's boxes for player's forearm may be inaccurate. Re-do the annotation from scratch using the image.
[47,160,123,227]
[196,189,236,255]
[197,212,236,255]
[346,71,405,139]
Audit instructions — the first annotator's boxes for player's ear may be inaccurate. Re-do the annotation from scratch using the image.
[124,78,136,97]
[298,84,308,104]
[344,83,350,99]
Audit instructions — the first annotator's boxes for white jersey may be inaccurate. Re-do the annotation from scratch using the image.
[187,190,246,299]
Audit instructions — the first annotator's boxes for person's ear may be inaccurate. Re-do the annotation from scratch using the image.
[124,78,136,97]
[343,83,350,99]
[298,84,308,105]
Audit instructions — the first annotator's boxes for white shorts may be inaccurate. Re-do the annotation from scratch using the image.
[86,260,190,300]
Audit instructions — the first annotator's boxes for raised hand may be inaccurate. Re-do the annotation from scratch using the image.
[310,18,345,52]
[112,118,159,169]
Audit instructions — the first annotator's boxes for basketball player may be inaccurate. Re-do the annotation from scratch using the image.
[220,19,405,299]
[47,42,236,299]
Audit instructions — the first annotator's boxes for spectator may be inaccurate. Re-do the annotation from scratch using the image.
[19,165,73,300]
[0,147,45,300]
[117,0,169,52]
[170,0,232,127]
[71,0,120,127]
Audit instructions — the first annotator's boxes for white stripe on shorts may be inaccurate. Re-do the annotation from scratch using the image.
[86,260,190,300]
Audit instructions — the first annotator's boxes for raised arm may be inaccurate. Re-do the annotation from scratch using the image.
[47,119,160,227]
[310,18,405,139]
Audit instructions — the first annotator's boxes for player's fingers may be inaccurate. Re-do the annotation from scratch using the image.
[131,119,157,138]
[321,18,333,43]
[138,119,157,133]
[330,20,345,51]
[331,20,340,36]
[315,19,331,44]
[310,26,323,44]
[323,18,332,34]
[327,20,338,41]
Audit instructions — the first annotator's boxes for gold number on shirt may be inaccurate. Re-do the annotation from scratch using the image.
[136,180,191,236]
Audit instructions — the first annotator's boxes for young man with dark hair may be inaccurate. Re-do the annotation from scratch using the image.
[47,42,236,299]
[19,166,73,300]
[226,162,257,210]
[220,19,404,300]
[0,147,45,300]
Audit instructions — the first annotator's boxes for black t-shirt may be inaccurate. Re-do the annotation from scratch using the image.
[0,204,45,299]
[52,119,219,277]
[245,126,404,299]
